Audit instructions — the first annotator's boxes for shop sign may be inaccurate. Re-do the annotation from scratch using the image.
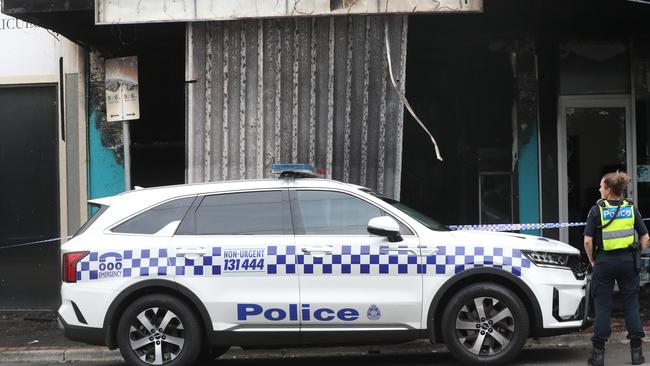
[105,56,140,122]
[96,0,482,24]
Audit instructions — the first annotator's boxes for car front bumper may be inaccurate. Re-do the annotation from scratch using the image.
[523,264,591,337]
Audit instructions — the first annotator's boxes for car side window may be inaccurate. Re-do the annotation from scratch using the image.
[112,197,196,234]
[292,190,412,235]
[187,190,290,235]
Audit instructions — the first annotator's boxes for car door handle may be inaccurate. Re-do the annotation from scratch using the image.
[301,246,333,254]
[176,248,207,257]
[420,248,439,256]
[386,247,420,255]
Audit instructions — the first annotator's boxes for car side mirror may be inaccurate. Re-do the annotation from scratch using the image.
[367,216,403,242]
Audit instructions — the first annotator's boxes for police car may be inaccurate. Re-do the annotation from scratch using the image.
[59,164,589,366]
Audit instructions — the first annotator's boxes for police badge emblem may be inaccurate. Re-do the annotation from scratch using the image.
[367,304,381,320]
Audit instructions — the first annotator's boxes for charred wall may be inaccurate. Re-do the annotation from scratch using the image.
[187,16,408,198]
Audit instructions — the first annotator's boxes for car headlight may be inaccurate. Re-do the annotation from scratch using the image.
[523,251,586,280]
[522,251,570,267]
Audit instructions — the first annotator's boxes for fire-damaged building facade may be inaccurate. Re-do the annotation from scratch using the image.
[3,0,650,308]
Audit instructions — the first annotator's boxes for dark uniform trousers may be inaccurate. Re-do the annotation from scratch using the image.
[592,253,645,343]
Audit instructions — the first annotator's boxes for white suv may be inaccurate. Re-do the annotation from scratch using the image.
[59,165,589,366]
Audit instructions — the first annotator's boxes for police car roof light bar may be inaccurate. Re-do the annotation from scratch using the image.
[272,163,324,179]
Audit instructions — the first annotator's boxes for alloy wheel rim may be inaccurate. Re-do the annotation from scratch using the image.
[128,307,185,365]
[454,296,515,356]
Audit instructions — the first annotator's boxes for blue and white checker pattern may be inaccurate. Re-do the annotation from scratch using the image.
[77,248,171,281]
[265,245,420,275]
[265,245,297,275]
[76,244,531,282]
[422,245,531,277]
[170,247,222,276]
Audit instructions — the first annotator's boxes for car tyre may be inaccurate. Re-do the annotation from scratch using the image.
[117,294,202,366]
[441,283,528,366]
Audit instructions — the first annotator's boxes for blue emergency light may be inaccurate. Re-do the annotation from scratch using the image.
[272,163,325,178]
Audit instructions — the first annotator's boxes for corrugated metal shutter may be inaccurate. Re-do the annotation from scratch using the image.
[186,15,407,198]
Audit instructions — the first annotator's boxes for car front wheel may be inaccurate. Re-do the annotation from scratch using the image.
[117,294,202,366]
[441,283,529,365]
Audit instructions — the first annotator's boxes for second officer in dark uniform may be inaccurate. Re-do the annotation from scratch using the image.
[584,171,649,366]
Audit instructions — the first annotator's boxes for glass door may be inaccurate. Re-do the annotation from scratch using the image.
[558,96,636,248]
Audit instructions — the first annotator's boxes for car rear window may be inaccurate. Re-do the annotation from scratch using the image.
[74,204,109,237]
[112,197,196,234]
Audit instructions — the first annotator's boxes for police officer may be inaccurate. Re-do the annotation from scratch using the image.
[584,171,649,366]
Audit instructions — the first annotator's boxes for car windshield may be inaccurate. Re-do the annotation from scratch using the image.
[367,191,450,231]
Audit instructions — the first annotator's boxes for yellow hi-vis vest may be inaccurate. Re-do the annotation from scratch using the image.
[599,200,635,251]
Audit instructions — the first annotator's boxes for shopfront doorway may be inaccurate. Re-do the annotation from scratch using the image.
[0,84,60,309]
[557,96,636,248]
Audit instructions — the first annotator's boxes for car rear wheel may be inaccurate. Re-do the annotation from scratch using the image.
[441,283,528,365]
[117,294,202,366]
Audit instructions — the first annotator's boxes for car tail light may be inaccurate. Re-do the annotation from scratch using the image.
[62,251,89,283]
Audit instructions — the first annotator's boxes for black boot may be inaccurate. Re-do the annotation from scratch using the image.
[588,347,604,366]
[632,345,645,365]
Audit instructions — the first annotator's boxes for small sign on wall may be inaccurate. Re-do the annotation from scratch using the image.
[105,56,140,122]
[639,165,650,183]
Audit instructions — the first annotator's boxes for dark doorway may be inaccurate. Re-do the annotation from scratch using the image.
[403,16,515,226]
[127,23,186,188]
[559,98,631,248]
[0,85,60,310]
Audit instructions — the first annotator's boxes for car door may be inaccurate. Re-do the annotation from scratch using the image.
[290,189,422,341]
[168,189,299,343]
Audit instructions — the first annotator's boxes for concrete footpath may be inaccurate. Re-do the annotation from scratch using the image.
[0,333,641,363]
[0,312,646,363]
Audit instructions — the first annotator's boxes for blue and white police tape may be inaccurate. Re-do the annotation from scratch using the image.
[0,236,72,250]
[448,222,587,232]
[450,218,650,232]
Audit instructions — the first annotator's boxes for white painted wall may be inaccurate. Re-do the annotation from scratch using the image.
[0,13,67,81]
[0,12,88,240]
